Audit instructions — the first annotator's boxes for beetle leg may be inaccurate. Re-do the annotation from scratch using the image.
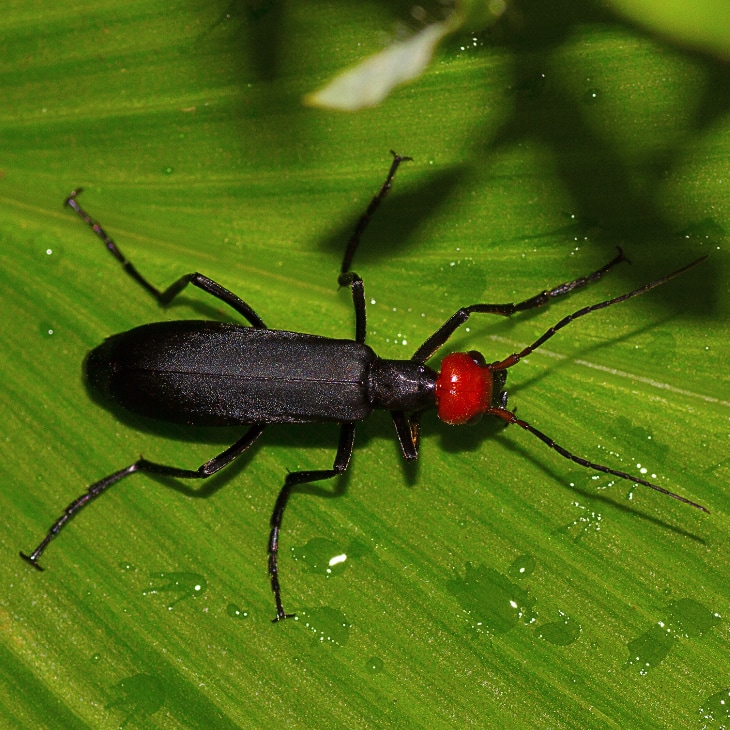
[338,271,367,343]
[20,425,266,570]
[410,248,629,363]
[338,151,412,279]
[337,152,412,344]
[268,423,356,622]
[65,191,267,328]
[390,410,423,460]
[157,272,267,328]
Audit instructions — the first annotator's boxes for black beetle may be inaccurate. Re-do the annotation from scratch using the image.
[21,153,707,621]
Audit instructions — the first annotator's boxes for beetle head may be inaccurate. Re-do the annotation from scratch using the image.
[434,351,508,425]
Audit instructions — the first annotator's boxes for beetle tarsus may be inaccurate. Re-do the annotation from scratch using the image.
[19,551,44,571]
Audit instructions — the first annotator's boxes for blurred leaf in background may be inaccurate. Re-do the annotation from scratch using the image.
[608,0,730,59]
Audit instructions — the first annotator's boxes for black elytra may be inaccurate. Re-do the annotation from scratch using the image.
[21,153,708,621]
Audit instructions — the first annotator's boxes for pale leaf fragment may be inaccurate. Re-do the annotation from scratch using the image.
[305,22,451,111]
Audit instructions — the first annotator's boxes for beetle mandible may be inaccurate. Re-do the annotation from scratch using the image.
[21,153,708,621]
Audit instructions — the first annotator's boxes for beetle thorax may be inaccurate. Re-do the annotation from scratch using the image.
[368,358,437,412]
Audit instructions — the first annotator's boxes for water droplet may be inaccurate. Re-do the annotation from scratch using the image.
[557,502,602,541]
[106,673,165,726]
[508,554,536,578]
[582,87,600,104]
[291,537,352,577]
[366,656,384,673]
[680,218,726,242]
[142,572,207,609]
[38,321,57,338]
[226,603,249,620]
[536,615,581,646]
[37,236,63,266]
[699,687,730,727]
[90,652,102,663]
[118,561,136,572]
[446,563,536,634]
[626,624,675,674]
[639,330,678,364]
[508,72,547,99]
[667,598,720,639]
[299,607,351,646]
[625,598,719,673]
[163,166,174,175]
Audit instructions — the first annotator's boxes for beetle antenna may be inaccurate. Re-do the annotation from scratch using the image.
[492,256,707,371]
[484,255,709,512]
[489,408,709,512]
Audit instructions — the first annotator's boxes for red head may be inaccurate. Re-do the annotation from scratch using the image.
[434,351,507,425]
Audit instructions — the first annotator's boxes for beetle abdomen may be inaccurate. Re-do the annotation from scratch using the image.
[85,321,376,426]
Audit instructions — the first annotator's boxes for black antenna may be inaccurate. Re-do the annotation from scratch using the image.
[488,256,709,513]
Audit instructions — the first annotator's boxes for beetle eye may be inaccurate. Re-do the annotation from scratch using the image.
[467,350,486,367]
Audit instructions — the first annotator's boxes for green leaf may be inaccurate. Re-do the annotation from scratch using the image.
[2,2,728,729]
[608,0,730,58]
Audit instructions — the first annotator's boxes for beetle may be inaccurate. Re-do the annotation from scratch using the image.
[21,153,708,621]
